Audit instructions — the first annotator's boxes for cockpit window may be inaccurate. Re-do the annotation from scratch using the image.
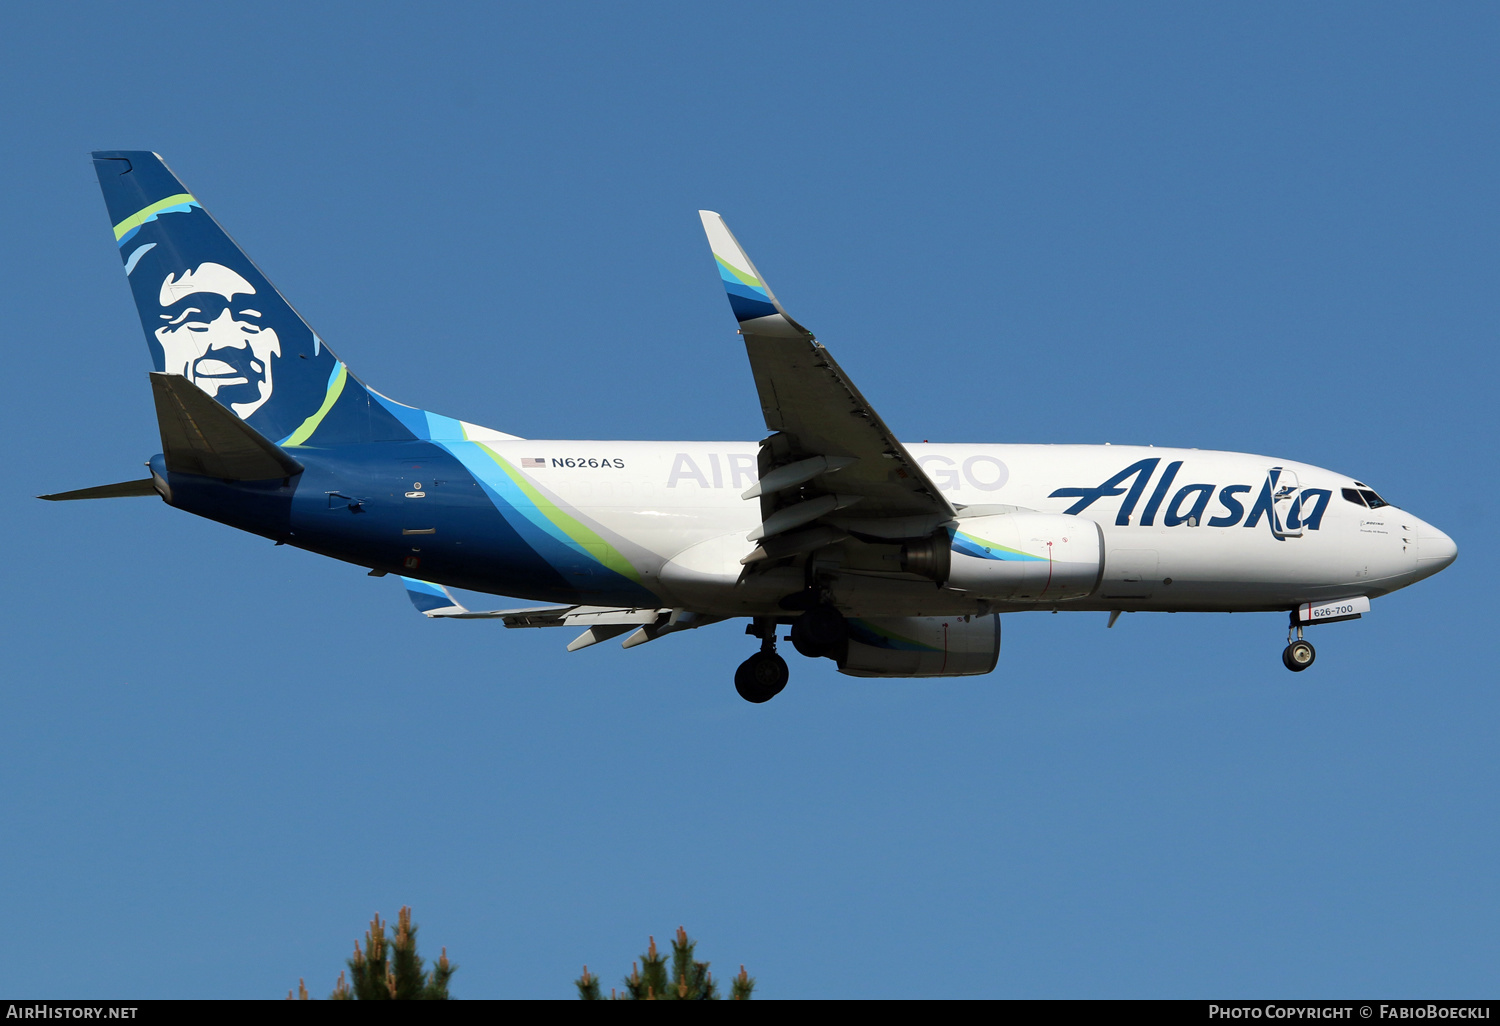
[1343,487,1392,509]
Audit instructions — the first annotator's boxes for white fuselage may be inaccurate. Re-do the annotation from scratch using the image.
[470,437,1457,617]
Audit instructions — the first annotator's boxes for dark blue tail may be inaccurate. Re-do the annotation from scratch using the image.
[93,151,411,446]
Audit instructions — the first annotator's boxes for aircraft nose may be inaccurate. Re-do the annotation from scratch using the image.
[1416,520,1458,575]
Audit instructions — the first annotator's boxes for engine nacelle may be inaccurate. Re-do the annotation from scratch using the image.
[945,512,1102,602]
[837,614,1001,678]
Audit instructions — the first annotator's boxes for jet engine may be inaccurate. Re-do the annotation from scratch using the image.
[943,512,1103,603]
[837,614,1001,677]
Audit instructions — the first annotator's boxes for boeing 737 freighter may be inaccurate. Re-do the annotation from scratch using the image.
[47,152,1457,702]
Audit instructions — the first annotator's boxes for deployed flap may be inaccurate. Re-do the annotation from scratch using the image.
[151,372,304,480]
[493,606,665,628]
[566,625,637,651]
[38,479,158,501]
[620,610,724,649]
[698,212,954,533]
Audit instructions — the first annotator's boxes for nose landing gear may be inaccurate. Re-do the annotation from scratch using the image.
[1282,615,1316,672]
[1282,640,1316,671]
[736,619,789,703]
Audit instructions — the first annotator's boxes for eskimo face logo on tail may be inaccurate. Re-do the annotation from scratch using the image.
[154,262,281,419]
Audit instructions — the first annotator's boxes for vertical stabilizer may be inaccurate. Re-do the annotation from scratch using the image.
[92,151,410,446]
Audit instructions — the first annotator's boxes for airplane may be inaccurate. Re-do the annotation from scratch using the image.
[47,151,1457,703]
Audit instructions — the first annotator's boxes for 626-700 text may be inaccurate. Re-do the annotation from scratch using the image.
[1312,603,1357,619]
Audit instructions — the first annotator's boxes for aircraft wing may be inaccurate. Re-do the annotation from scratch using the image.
[398,577,681,650]
[699,213,954,560]
[401,577,663,624]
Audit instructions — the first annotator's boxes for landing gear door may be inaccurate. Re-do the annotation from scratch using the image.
[1269,467,1302,538]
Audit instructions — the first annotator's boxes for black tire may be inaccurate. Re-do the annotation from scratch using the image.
[1282,640,1316,672]
[734,651,789,703]
[789,627,824,659]
[789,605,848,659]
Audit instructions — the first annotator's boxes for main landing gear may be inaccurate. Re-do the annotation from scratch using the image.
[735,603,850,703]
[1282,614,1316,672]
[789,603,849,660]
[736,619,789,703]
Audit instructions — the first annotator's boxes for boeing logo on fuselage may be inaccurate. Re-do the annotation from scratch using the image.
[1049,458,1331,533]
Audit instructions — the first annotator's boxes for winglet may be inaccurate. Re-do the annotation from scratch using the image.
[401,577,468,617]
[698,211,809,338]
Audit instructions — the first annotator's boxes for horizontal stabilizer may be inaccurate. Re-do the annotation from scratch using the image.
[151,372,304,480]
[38,478,158,501]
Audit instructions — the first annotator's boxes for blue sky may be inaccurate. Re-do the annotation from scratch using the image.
[2,2,1496,998]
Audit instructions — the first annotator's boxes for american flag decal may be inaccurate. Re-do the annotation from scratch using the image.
[521,458,545,468]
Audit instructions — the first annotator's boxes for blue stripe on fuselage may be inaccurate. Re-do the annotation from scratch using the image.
[276,441,653,605]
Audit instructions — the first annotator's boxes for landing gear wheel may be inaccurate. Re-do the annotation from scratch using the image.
[1282,640,1316,672]
[789,605,849,659]
[735,651,789,703]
